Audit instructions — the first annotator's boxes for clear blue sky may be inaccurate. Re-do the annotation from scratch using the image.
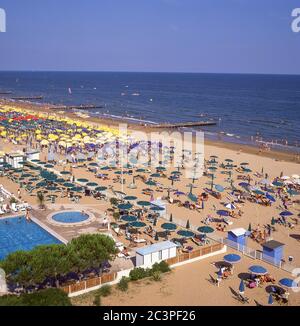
[0,0,299,74]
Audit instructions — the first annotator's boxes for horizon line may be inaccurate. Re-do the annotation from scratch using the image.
[0,69,300,77]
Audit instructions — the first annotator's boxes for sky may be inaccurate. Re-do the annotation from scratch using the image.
[0,0,299,74]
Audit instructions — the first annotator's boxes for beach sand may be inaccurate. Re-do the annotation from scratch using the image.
[0,100,299,306]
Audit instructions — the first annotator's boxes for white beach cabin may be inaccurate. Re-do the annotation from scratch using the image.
[5,152,25,169]
[135,241,177,267]
[26,150,40,161]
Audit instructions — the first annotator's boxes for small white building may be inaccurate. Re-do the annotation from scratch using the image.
[5,152,25,169]
[135,241,177,267]
[26,150,40,161]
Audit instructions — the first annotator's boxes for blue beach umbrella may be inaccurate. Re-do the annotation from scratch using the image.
[239,280,245,294]
[279,278,298,289]
[266,193,276,202]
[95,186,108,192]
[248,265,268,275]
[177,230,195,238]
[215,184,224,192]
[239,182,250,188]
[150,206,165,212]
[280,211,293,217]
[198,226,214,234]
[123,196,137,201]
[121,215,137,222]
[217,210,230,217]
[137,201,152,207]
[118,203,133,210]
[223,254,241,264]
[272,181,283,187]
[161,223,177,231]
[129,221,146,228]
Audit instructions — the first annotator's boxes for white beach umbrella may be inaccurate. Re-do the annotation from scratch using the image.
[281,176,290,180]
[292,174,300,179]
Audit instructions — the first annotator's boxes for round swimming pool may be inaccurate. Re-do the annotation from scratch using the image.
[52,211,89,224]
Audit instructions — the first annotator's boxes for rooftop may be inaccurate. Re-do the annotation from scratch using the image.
[262,240,285,250]
[136,240,177,256]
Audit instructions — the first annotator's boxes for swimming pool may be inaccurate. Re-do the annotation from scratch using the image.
[52,211,89,224]
[0,217,62,260]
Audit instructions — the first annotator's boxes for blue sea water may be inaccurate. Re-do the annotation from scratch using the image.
[0,71,300,150]
[0,217,61,260]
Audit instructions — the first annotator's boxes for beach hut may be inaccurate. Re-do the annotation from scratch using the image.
[135,241,177,267]
[262,240,285,265]
[227,228,247,250]
[5,152,25,169]
[26,150,40,161]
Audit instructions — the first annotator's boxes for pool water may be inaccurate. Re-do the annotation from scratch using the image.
[52,211,89,224]
[0,217,61,260]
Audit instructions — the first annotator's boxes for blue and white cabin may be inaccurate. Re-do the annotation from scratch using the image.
[262,240,285,265]
[135,241,177,267]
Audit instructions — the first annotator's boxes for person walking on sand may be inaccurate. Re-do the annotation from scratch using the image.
[25,209,31,222]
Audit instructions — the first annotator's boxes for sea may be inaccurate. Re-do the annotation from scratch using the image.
[0,71,300,152]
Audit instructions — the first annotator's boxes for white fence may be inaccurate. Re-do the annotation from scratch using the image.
[163,214,296,274]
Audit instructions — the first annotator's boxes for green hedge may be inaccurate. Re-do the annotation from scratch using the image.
[0,288,72,306]
[129,261,170,281]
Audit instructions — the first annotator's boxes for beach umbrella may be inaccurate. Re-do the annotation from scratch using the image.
[136,168,146,173]
[156,166,166,171]
[161,223,177,231]
[188,193,198,203]
[292,174,300,179]
[121,215,137,222]
[86,182,98,188]
[272,181,283,187]
[225,159,234,163]
[266,193,276,202]
[71,186,83,192]
[146,180,157,186]
[268,293,274,305]
[124,196,137,201]
[280,211,293,217]
[63,182,75,188]
[239,280,245,294]
[150,173,161,178]
[223,254,241,264]
[242,168,252,173]
[281,176,290,180]
[225,203,236,210]
[174,191,185,196]
[77,178,89,183]
[248,265,268,275]
[217,210,230,217]
[252,189,265,196]
[95,186,107,192]
[239,182,250,188]
[36,181,47,188]
[89,162,99,167]
[198,226,214,234]
[240,162,249,166]
[177,230,195,238]
[137,201,151,207]
[150,206,165,212]
[56,178,66,183]
[118,203,133,210]
[60,171,71,175]
[287,189,299,196]
[129,221,146,228]
[279,278,298,289]
[215,184,224,192]
[44,164,54,169]
[100,166,110,171]
[46,186,57,191]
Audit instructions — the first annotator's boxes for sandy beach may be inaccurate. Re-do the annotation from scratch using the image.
[0,99,299,306]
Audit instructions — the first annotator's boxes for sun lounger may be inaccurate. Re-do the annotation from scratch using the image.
[134,238,146,243]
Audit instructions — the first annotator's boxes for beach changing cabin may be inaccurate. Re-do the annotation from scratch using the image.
[227,228,247,249]
[135,241,177,267]
[5,152,25,169]
[262,240,285,265]
[26,150,40,161]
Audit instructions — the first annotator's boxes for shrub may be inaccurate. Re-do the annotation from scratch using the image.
[98,284,111,297]
[117,277,129,292]
[110,197,118,207]
[0,289,71,306]
[93,294,102,306]
[152,271,162,282]
[129,267,150,281]
[152,261,170,274]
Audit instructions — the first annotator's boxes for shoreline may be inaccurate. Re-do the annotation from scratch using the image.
[1,98,299,164]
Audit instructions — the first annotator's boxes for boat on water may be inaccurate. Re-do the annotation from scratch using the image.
[132,93,140,96]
